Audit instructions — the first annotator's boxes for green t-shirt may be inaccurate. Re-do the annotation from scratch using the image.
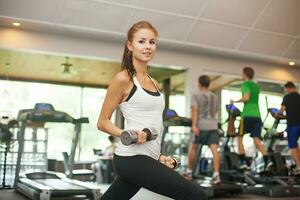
[241,81,261,118]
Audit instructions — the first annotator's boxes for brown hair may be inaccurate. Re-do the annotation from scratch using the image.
[198,75,210,87]
[243,67,254,79]
[284,81,295,89]
[121,21,158,78]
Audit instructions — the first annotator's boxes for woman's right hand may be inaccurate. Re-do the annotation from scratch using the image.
[136,130,148,144]
[159,155,175,169]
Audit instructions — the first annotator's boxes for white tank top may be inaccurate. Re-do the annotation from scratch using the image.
[115,75,165,160]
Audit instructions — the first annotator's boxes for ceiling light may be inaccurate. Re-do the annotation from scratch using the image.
[289,61,295,66]
[12,22,21,27]
[62,66,71,74]
[61,57,73,75]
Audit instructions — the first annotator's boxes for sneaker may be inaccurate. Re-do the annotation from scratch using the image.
[183,170,193,180]
[265,160,274,172]
[212,174,221,185]
[294,168,300,177]
[239,161,248,170]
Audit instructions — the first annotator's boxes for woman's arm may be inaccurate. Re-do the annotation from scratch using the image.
[97,71,131,137]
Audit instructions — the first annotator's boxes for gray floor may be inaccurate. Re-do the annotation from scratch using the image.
[1,185,300,200]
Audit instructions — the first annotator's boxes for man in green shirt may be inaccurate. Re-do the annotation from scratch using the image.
[231,67,273,171]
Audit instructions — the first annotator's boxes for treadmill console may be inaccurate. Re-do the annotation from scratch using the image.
[34,103,55,112]
[268,108,286,120]
[163,109,191,127]
[17,103,87,124]
[226,104,241,118]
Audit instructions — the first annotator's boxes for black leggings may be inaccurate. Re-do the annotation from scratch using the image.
[100,154,207,200]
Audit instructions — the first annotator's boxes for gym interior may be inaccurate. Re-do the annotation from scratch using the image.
[0,0,300,200]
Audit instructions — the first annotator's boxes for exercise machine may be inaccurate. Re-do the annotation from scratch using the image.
[162,109,191,167]
[223,105,300,197]
[14,103,101,200]
[191,129,242,197]
[163,109,242,197]
[192,149,243,197]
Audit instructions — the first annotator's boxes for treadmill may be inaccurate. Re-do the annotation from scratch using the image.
[191,136,242,197]
[245,108,300,197]
[222,105,300,197]
[16,172,101,200]
[14,103,101,200]
[163,109,242,197]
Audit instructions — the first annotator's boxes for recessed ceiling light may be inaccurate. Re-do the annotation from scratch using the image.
[289,61,295,66]
[12,22,21,27]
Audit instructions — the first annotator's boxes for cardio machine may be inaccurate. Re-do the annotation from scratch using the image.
[14,103,101,200]
[191,139,242,197]
[223,104,300,197]
[162,109,243,197]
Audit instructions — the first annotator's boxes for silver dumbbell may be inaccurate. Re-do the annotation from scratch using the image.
[120,127,158,146]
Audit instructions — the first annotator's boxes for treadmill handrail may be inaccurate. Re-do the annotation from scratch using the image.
[73,117,89,124]
[18,109,76,124]
[17,107,89,124]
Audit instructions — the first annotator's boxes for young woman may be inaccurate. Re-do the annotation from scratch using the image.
[97,21,207,200]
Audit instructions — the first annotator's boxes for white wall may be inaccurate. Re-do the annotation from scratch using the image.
[1,27,300,115]
[152,49,300,115]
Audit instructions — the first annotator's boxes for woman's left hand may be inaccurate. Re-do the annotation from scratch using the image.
[159,155,175,169]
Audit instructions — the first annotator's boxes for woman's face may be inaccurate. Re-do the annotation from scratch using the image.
[127,28,157,63]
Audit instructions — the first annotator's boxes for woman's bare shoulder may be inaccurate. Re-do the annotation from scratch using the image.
[112,70,131,85]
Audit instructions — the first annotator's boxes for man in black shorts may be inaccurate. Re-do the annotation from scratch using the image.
[187,75,221,184]
[278,81,300,176]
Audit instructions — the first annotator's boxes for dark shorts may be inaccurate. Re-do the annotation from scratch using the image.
[192,130,219,145]
[239,117,262,139]
[287,125,300,148]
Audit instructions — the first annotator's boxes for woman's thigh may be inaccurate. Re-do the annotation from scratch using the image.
[114,154,207,200]
[100,176,140,200]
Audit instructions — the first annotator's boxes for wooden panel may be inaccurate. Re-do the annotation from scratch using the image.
[0,49,185,90]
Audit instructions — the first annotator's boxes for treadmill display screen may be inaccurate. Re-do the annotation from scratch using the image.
[164,109,178,118]
[34,103,54,112]
[270,108,279,114]
[226,104,238,112]
[226,104,241,118]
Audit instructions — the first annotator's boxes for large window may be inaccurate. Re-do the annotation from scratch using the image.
[221,89,284,132]
[169,94,186,116]
[0,80,112,161]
